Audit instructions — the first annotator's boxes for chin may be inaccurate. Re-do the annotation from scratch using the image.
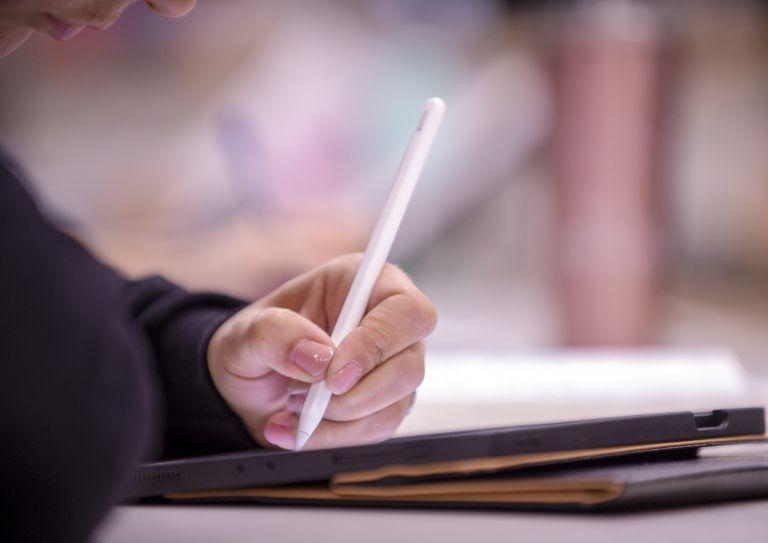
[0,28,33,57]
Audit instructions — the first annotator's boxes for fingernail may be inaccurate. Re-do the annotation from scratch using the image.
[264,422,295,449]
[328,360,363,394]
[291,338,334,376]
[286,394,306,413]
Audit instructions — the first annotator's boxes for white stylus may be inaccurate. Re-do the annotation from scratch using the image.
[295,97,446,451]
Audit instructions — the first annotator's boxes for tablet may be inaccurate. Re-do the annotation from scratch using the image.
[124,407,765,499]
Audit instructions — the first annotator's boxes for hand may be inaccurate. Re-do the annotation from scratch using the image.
[207,254,437,450]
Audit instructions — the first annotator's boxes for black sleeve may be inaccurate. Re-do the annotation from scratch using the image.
[123,275,256,458]
[0,153,256,542]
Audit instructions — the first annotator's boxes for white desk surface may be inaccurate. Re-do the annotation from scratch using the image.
[97,354,768,542]
[99,501,768,543]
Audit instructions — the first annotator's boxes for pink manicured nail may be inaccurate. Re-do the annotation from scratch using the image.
[286,394,307,413]
[328,361,364,394]
[291,338,334,376]
[264,422,295,449]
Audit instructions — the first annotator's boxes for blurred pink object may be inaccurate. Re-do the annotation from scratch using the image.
[550,1,668,346]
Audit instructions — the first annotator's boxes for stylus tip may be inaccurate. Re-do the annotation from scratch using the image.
[295,431,310,451]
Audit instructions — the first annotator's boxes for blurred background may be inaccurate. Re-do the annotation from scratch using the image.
[2,0,768,387]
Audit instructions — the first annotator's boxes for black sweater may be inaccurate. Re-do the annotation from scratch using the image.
[0,151,257,541]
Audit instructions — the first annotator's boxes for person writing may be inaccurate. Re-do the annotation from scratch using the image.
[0,1,436,541]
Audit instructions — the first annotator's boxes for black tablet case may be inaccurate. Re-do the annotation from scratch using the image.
[127,408,768,510]
[161,442,768,510]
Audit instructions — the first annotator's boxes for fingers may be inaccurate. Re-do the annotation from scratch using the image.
[263,394,414,450]
[285,344,424,420]
[208,306,335,385]
[325,342,424,421]
[325,263,437,395]
[276,343,424,449]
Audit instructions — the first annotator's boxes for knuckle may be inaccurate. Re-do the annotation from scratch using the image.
[382,261,406,280]
[332,252,364,270]
[323,253,364,302]
[247,308,269,338]
[381,263,414,292]
[347,252,365,265]
[244,314,265,347]
[245,307,302,372]
[249,307,293,341]
[262,307,294,329]
[359,320,390,366]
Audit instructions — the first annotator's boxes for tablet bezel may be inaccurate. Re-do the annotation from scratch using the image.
[124,407,765,499]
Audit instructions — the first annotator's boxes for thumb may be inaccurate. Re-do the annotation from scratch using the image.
[209,306,335,383]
